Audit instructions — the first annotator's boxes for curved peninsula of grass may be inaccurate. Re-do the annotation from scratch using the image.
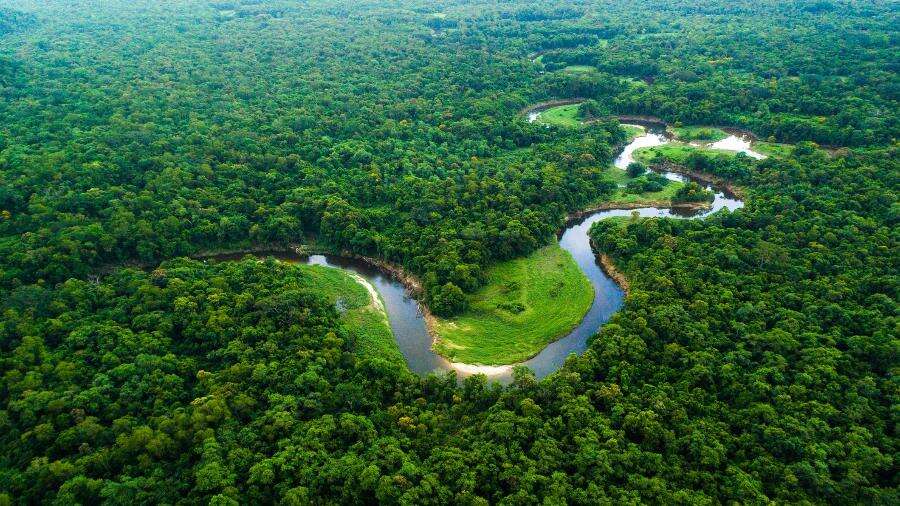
[431,245,593,365]
[290,261,402,364]
[533,103,583,127]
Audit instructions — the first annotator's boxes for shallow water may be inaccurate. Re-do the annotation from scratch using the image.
[614,127,669,170]
[709,135,767,159]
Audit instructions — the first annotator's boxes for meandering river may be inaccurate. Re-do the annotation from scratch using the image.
[229,119,746,382]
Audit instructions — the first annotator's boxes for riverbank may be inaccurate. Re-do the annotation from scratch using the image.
[650,160,746,199]
[564,200,712,226]
[520,98,587,116]
[596,250,630,295]
[184,118,746,378]
[198,252,402,365]
[299,261,399,362]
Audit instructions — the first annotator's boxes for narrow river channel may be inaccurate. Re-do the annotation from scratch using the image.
[222,119,746,382]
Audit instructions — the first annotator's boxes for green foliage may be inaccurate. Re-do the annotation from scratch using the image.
[672,126,728,142]
[0,8,34,35]
[672,181,715,203]
[625,172,669,194]
[429,282,467,316]
[626,161,647,177]
[589,146,897,504]
[0,258,410,503]
[533,104,584,127]
[577,99,604,119]
[0,1,896,504]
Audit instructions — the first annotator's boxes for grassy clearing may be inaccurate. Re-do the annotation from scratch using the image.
[603,166,631,185]
[672,126,728,142]
[635,138,785,164]
[563,65,597,73]
[293,263,403,364]
[622,124,646,140]
[432,245,593,365]
[634,143,745,165]
[633,144,704,164]
[623,76,648,88]
[596,166,685,206]
[607,180,684,205]
[755,141,794,158]
[601,167,685,204]
[535,104,582,127]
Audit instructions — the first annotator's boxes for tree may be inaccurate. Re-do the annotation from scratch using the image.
[627,161,647,177]
[429,282,467,316]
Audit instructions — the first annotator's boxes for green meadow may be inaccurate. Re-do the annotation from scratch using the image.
[432,245,593,365]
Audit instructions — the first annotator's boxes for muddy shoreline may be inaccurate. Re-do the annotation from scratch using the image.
[595,248,630,295]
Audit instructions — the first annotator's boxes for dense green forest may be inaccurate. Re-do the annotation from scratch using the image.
[1,0,897,504]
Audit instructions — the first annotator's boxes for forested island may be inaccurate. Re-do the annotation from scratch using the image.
[0,1,897,504]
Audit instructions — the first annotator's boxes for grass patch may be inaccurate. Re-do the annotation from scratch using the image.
[633,143,741,165]
[293,263,403,364]
[633,144,703,164]
[432,245,593,365]
[754,141,794,158]
[563,65,597,73]
[535,104,582,128]
[607,180,684,205]
[672,126,728,142]
[596,166,685,206]
[635,139,778,164]
[623,77,648,88]
[621,124,646,141]
[602,165,632,185]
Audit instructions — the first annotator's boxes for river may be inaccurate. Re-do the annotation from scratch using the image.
[222,119,746,383]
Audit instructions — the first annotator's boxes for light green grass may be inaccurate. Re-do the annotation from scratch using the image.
[603,166,632,185]
[634,142,754,165]
[623,77,648,88]
[597,166,685,206]
[292,263,403,365]
[432,245,593,365]
[563,65,597,73]
[754,141,794,158]
[607,180,684,205]
[535,104,583,128]
[672,126,728,142]
[622,124,646,141]
[633,144,702,164]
